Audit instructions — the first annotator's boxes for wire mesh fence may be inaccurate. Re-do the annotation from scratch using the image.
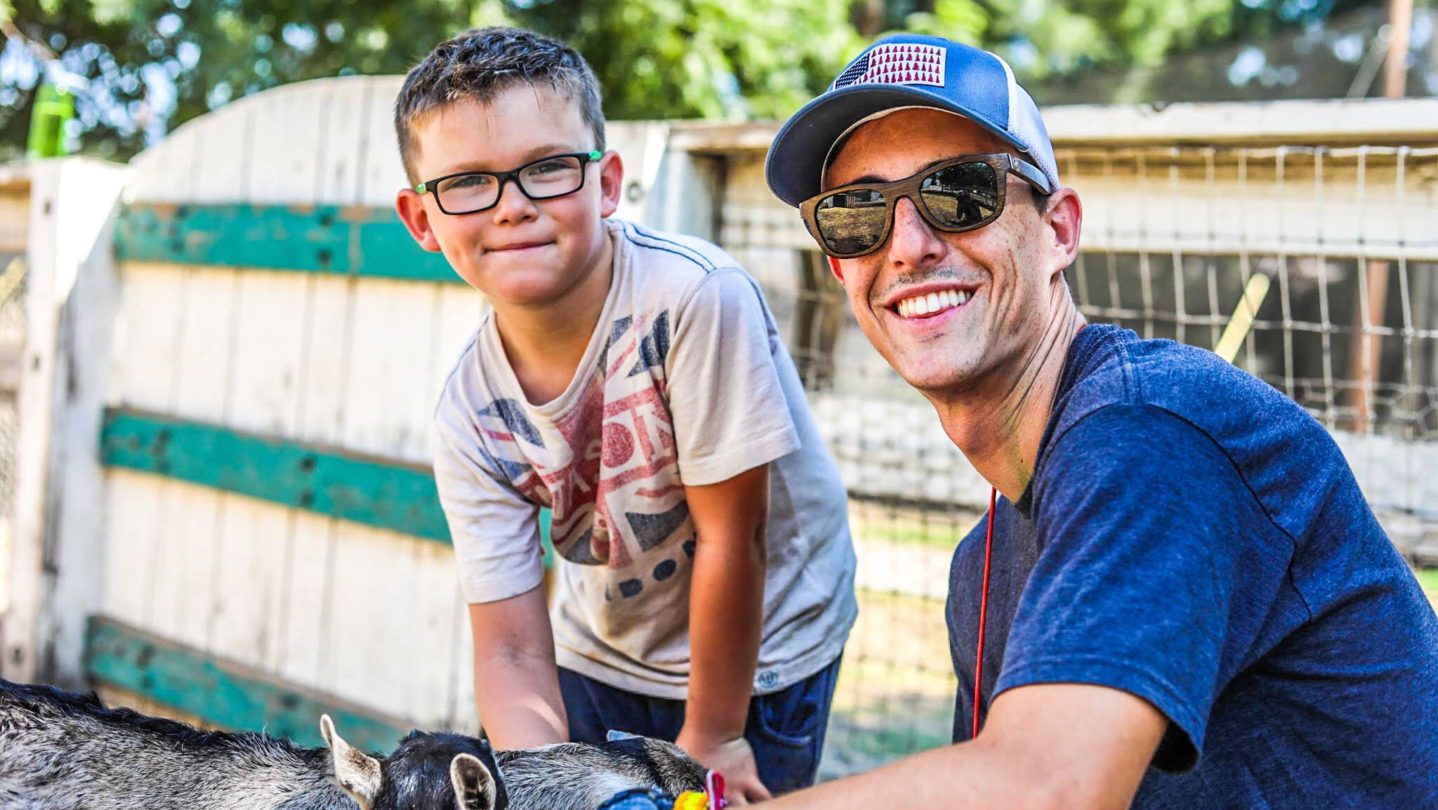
[718,134,1438,776]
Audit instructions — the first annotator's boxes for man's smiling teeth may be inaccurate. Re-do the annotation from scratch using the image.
[896,289,973,319]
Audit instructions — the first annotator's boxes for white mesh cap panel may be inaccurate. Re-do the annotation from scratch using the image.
[996,55,1060,192]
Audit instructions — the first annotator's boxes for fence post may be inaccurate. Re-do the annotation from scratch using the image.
[3,158,128,686]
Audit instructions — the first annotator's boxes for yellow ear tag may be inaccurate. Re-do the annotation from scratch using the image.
[673,791,708,810]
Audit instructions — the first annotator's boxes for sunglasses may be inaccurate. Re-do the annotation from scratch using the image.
[799,153,1051,258]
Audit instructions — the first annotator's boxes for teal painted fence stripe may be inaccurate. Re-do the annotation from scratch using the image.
[100,407,452,542]
[98,407,554,562]
[84,615,409,752]
[115,203,461,283]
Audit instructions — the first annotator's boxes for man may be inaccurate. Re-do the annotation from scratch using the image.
[761,33,1438,808]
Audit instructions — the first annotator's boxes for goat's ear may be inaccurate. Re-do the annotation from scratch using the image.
[320,714,383,810]
[450,753,498,810]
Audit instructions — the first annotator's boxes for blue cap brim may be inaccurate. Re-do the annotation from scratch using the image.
[764,84,1034,208]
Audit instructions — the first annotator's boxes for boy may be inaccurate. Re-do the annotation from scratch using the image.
[393,28,857,802]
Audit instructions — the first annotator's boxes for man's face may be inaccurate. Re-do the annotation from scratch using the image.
[825,108,1064,397]
[396,85,620,309]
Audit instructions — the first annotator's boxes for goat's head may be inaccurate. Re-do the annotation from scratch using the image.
[321,715,506,810]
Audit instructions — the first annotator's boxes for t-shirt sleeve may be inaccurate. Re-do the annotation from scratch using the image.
[665,268,800,486]
[996,403,1286,772]
[432,419,545,604]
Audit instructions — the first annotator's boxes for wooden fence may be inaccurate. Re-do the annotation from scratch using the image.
[2,79,1436,768]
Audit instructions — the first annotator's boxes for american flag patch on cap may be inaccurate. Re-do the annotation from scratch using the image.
[832,43,946,89]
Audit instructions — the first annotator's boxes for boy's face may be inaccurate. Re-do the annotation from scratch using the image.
[395,85,622,309]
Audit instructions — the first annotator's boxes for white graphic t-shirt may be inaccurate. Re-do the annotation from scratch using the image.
[433,219,857,698]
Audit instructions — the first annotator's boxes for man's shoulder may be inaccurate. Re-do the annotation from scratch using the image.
[1053,325,1318,446]
[1044,325,1356,534]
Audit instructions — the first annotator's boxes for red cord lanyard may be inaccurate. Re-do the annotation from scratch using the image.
[973,487,997,738]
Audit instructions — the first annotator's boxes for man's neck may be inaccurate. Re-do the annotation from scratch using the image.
[493,231,615,405]
[929,289,1086,503]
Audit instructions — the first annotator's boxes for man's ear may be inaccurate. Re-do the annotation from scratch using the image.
[396,188,443,253]
[827,255,845,283]
[1042,187,1083,281]
[598,150,625,218]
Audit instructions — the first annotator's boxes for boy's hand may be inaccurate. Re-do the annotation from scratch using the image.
[675,727,772,806]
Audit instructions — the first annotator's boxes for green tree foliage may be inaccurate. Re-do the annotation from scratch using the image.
[0,0,859,160]
[0,0,1392,161]
[519,0,861,120]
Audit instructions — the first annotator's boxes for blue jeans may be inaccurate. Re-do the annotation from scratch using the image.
[559,656,843,796]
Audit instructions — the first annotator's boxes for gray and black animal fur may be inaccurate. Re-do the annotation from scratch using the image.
[0,679,704,810]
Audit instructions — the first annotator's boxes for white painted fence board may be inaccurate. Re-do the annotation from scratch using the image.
[208,270,309,670]
[108,262,186,414]
[321,523,419,719]
[171,269,238,421]
[341,280,439,461]
[426,286,485,459]
[245,84,326,206]
[315,79,372,206]
[447,592,476,732]
[285,273,350,691]
[188,97,255,205]
[227,272,309,435]
[126,115,200,204]
[6,160,126,685]
[357,78,407,209]
[276,510,337,688]
[153,267,237,655]
[100,469,162,630]
[406,541,463,727]
[104,261,184,636]
[608,122,672,226]
[294,278,354,445]
[146,476,222,651]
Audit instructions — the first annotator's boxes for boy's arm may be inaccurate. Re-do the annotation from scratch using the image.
[677,463,772,805]
[467,586,569,749]
[763,683,1166,809]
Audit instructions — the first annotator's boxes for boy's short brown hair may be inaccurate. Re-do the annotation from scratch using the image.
[395,27,606,183]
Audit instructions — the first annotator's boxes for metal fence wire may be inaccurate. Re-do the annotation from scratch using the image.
[717,141,1438,777]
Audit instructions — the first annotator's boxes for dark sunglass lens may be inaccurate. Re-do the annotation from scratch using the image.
[920,162,999,229]
[814,189,888,255]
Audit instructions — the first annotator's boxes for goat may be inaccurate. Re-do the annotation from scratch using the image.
[0,679,704,810]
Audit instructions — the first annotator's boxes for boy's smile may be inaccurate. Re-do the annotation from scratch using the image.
[396,85,623,312]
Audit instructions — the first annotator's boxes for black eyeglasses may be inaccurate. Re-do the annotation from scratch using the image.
[799,153,1051,258]
[415,150,604,215]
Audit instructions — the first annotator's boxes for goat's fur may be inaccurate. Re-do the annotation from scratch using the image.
[0,679,704,810]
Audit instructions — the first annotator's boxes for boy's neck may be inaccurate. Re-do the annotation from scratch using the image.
[493,229,616,406]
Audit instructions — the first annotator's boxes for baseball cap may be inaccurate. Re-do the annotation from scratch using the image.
[765,34,1059,207]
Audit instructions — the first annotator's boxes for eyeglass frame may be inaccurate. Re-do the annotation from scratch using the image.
[413,150,605,215]
[798,153,1052,259]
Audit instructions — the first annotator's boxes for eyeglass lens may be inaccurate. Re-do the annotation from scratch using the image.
[435,155,587,213]
[814,160,1000,255]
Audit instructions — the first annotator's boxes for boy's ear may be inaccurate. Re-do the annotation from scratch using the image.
[597,150,624,219]
[395,188,443,253]
[827,256,845,283]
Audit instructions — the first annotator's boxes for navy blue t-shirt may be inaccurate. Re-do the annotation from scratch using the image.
[946,324,1438,806]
